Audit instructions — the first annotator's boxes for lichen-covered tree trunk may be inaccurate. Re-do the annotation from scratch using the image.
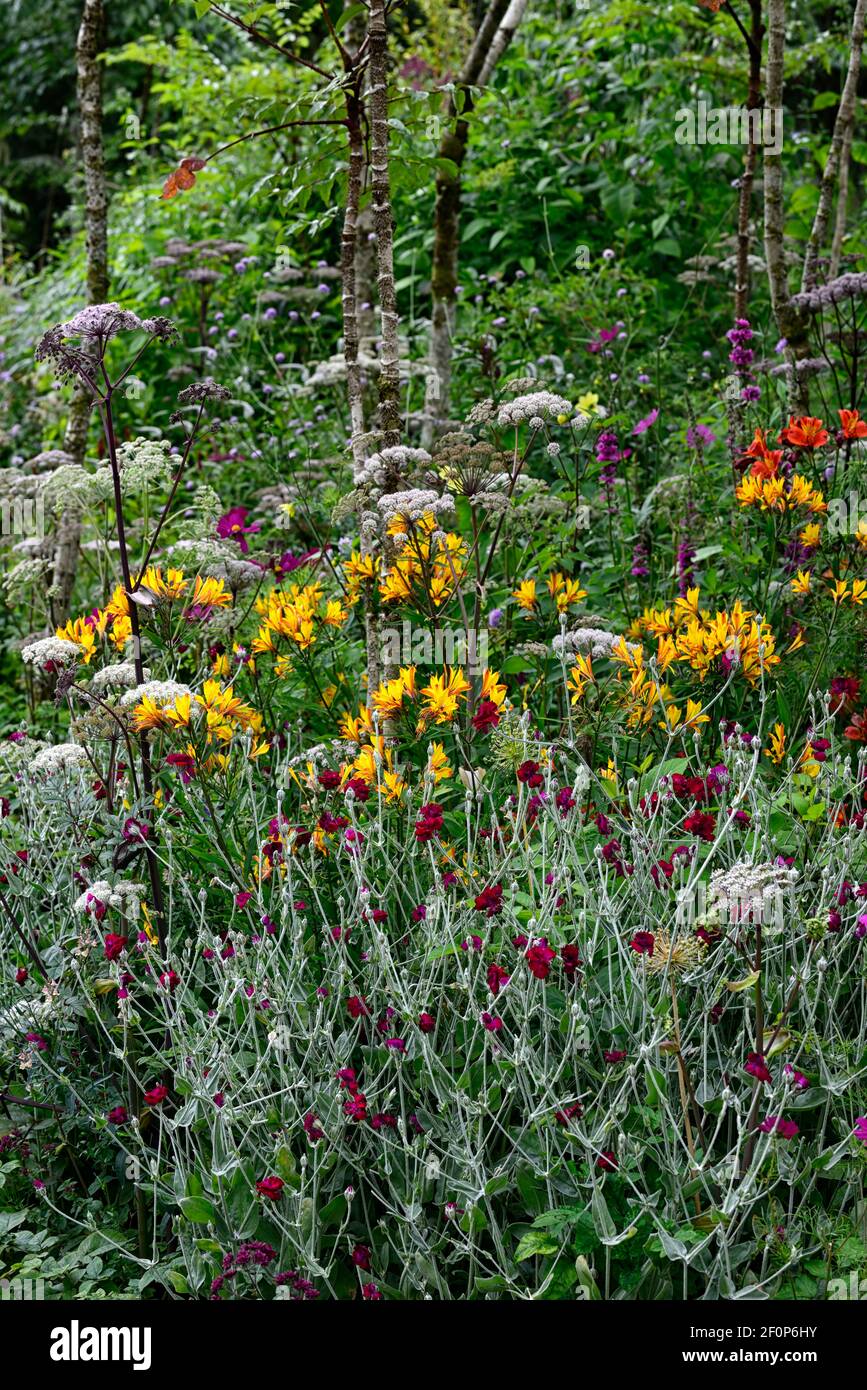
[423,0,515,447]
[765,0,867,413]
[733,0,764,320]
[52,0,109,625]
[763,0,811,411]
[367,0,402,462]
[801,0,867,293]
[341,87,367,471]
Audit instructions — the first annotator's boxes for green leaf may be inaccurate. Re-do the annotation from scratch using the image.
[179,1196,216,1224]
[515,1228,559,1261]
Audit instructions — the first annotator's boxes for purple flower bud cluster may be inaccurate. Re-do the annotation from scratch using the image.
[726,317,754,371]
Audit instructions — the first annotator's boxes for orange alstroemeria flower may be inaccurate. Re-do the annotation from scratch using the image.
[838,408,867,440]
[740,427,783,480]
[779,416,829,449]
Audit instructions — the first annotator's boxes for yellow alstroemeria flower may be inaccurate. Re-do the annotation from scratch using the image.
[56,617,96,664]
[764,722,786,765]
[427,742,452,783]
[512,580,538,613]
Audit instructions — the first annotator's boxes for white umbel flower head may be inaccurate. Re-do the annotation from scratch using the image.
[73,879,147,914]
[28,742,90,775]
[120,680,192,710]
[21,637,82,668]
[88,662,150,692]
[497,392,572,427]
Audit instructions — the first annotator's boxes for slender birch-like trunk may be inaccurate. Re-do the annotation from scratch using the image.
[423,0,513,447]
[341,85,367,470]
[764,0,867,411]
[829,122,854,279]
[763,0,811,410]
[367,0,402,463]
[734,0,764,319]
[52,0,109,625]
[801,0,867,292]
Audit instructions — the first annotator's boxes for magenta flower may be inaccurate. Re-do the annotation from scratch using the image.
[744,1052,772,1083]
[630,931,655,955]
[303,1111,324,1142]
[103,932,127,961]
[255,1176,285,1201]
[759,1116,799,1139]
[481,1012,503,1032]
[525,938,556,980]
[853,1117,867,1146]
[217,505,260,554]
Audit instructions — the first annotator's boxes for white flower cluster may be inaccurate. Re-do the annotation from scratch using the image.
[42,464,114,516]
[109,437,175,493]
[3,559,53,601]
[73,879,147,914]
[552,627,620,659]
[120,680,192,709]
[28,742,90,775]
[21,637,82,667]
[88,662,150,692]
[708,859,798,928]
[21,449,76,475]
[58,303,168,341]
[353,446,431,488]
[377,489,455,522]
[496,392,572,427]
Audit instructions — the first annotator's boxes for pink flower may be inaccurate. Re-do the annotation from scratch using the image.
[385,1038,406,1054]
[487,962,510,996]
[235,891,253,910]
[144,1083,168,1105]
[217,505,261,554]
[481,1012,503,1032]
[744,1052,772,1083]
[255,1176,285,1201]
[525,938,556,980]
[418,1012,436,1033]
[853,1117,867,1146]
[758,1116,799,1139]
[474,883,503,916]
[783,1064,809,1090]
[303,1111,324,1142]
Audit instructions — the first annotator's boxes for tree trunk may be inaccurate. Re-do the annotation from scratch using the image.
[341,87,367,471]
[423,0,514,447]
[829,120,854,279]
[734,0,764,319]
[763,0,810,410]
[52,0,109,625]
[801,0,867,293]
[367,0,402,461]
